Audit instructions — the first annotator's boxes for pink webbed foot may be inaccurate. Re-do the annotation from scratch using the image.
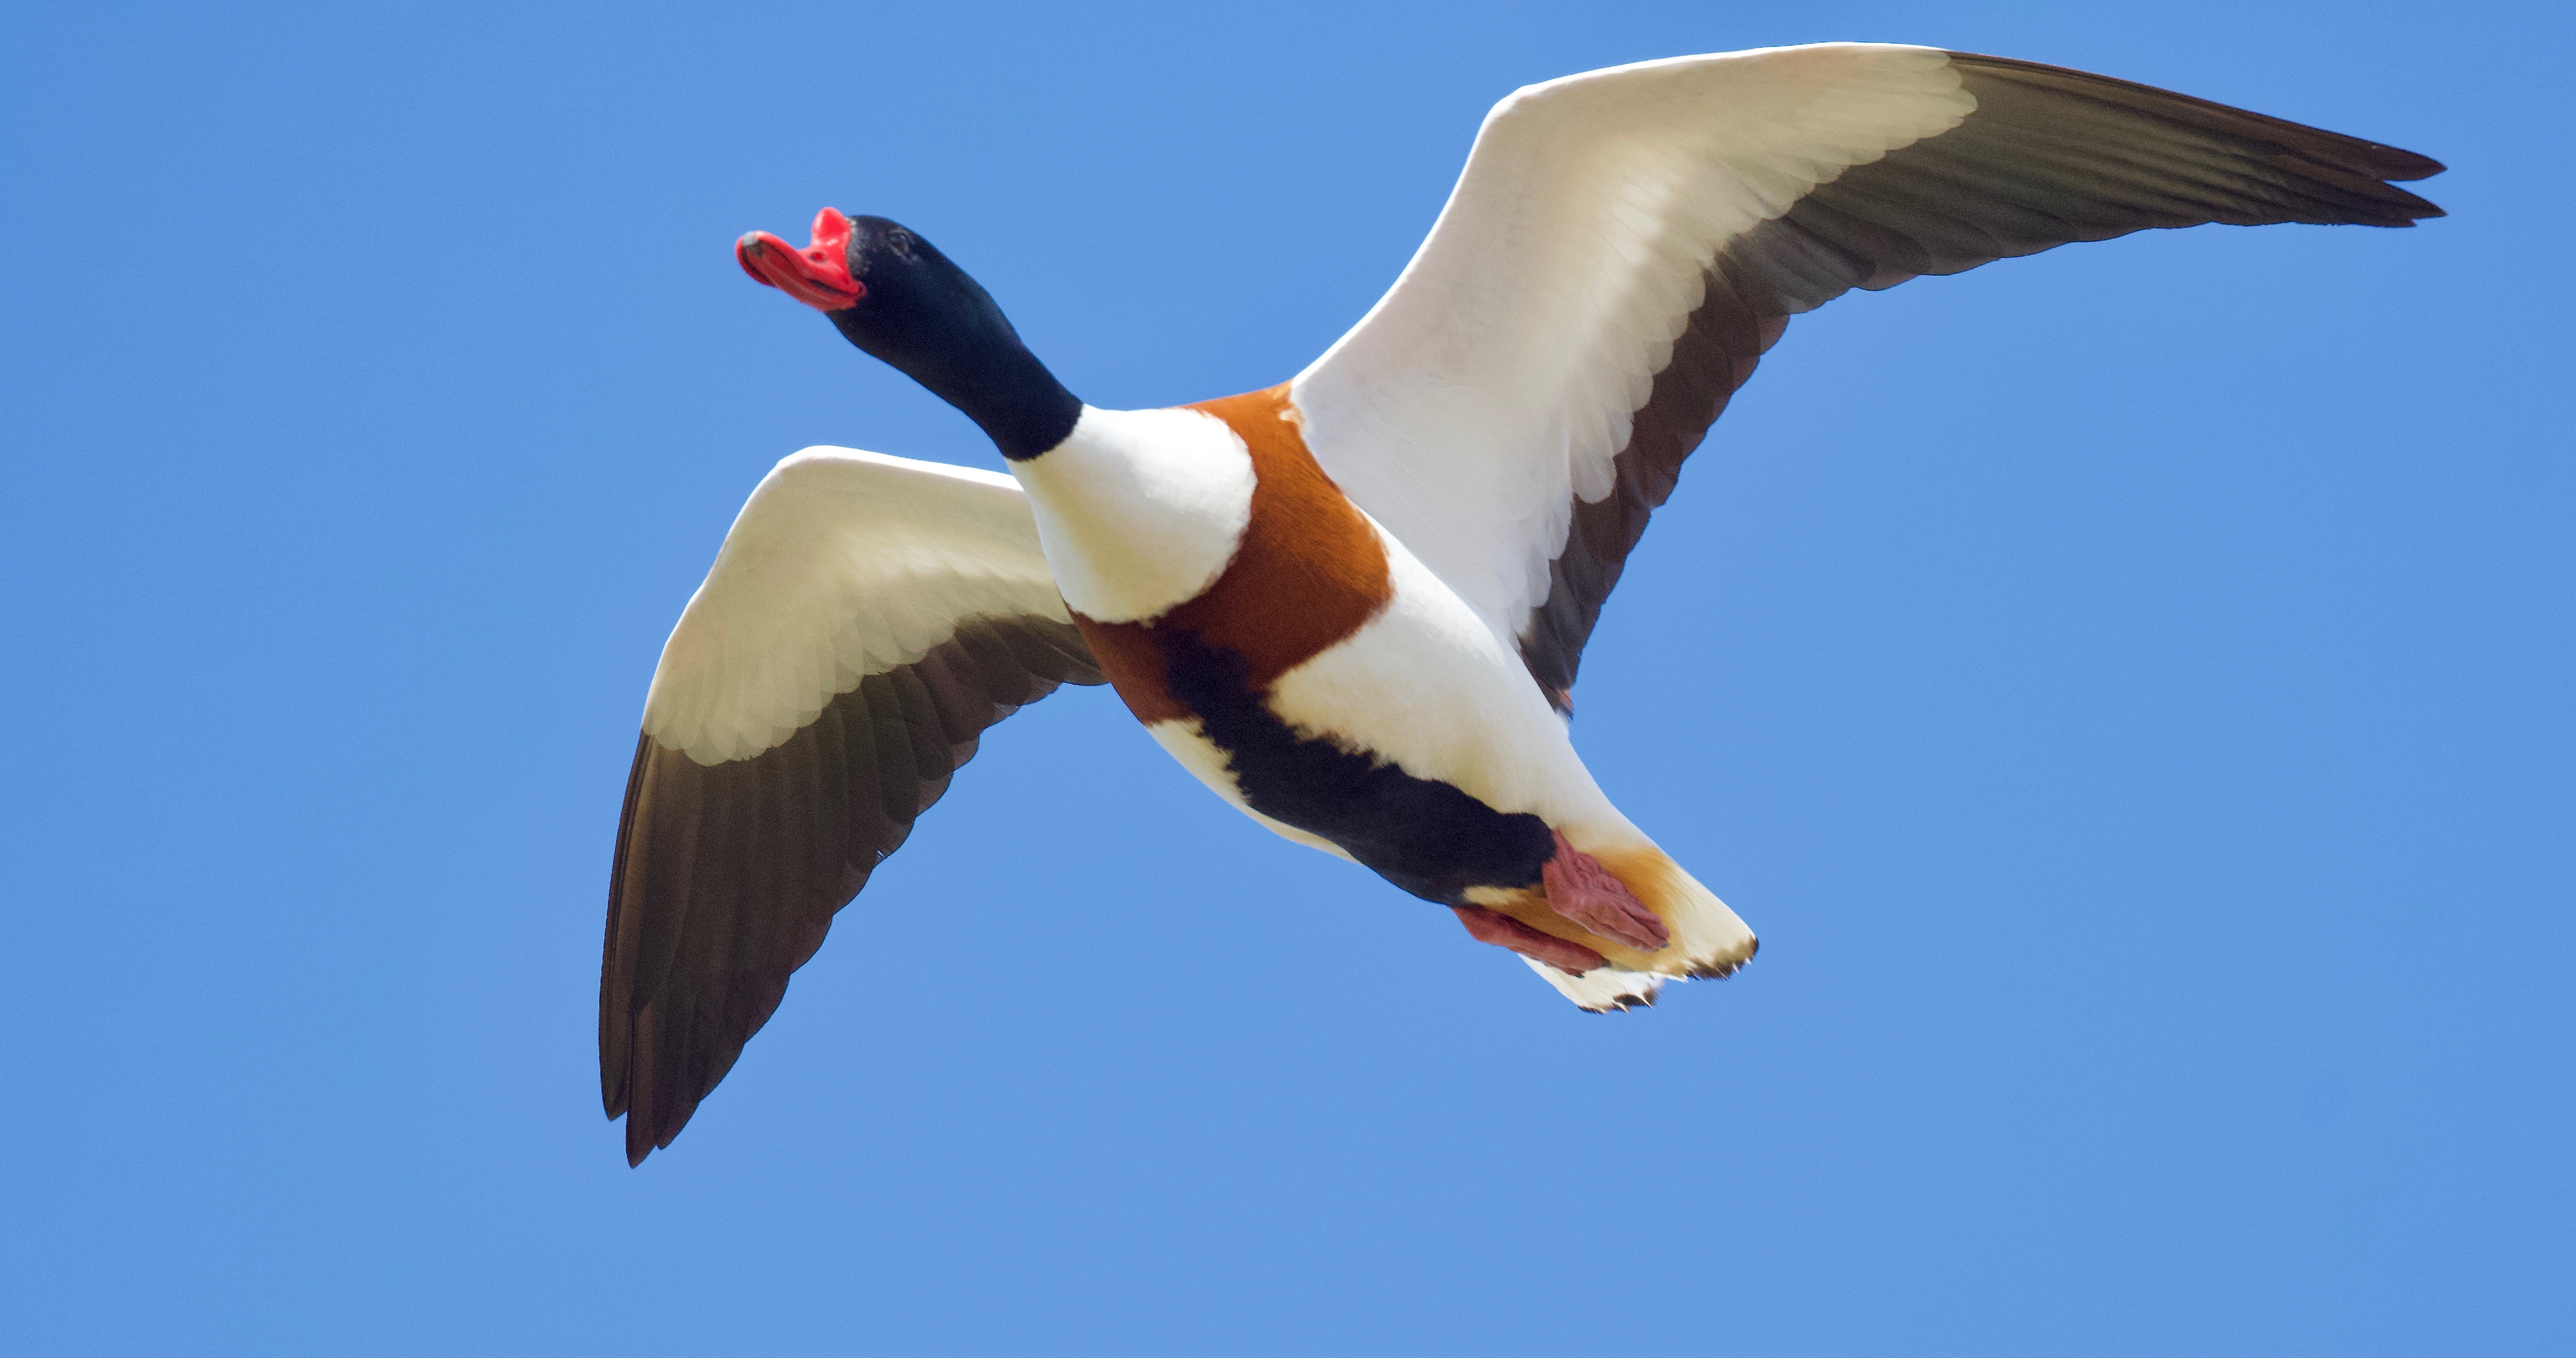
[1452,906,1608,975]
[1541,830,1669,953]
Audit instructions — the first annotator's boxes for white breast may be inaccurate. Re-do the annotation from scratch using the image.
[1009,405,1257,623]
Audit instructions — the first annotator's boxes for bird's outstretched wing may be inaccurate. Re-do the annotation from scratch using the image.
[1291,43,2443,709]
[602,448,1101,1164]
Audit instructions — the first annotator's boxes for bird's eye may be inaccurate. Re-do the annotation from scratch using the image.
[887,229,916,256]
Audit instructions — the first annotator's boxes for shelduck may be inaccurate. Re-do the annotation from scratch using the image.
[601,43,2442,1163]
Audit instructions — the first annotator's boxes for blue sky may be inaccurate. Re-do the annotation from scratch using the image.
[3,1,2567,1353]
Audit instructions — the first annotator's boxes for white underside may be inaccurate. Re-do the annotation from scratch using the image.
[1012,420,1752,1002]
[1144,719,1355,861]
[1126,520,1637,864]
[1265,525,1638,846]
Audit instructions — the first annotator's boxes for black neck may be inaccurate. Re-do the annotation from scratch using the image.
[828,281,1082,461]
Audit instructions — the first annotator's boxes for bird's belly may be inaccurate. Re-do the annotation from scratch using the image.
[1140,718,1356,861]
[1264,541,1619,837]
[1049,386,1634,903]
[1095,538,1636,905]
[1138,633,1561,903]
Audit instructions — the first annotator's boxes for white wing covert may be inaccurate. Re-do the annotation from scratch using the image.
[1290,43,2442,709]
[603,448,1102,1164]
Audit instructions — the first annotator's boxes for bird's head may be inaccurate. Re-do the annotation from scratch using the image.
[736,208,1029,386]
[735,207,1078,459]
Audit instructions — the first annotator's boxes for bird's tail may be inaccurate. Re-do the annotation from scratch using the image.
[1498,845,1757,1012]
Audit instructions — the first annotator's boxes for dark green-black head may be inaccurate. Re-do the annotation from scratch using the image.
[736,207,1080,460]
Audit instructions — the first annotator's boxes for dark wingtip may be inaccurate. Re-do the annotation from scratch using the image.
[2380,186,2447,225]
[2377,148,2447,182]
[596,618,1105,1172]
[2369,161,2447,216]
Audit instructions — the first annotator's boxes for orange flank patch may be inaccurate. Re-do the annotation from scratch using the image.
[1073,384,1393,724]
[1067,616,1186,723]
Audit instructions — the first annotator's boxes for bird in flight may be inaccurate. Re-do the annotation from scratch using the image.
[601,43,2442,1164]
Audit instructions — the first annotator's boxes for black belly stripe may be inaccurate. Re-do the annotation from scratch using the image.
[1160,631,1554,906]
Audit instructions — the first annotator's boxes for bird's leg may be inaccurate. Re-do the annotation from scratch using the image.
[1451,905,1607,975]
[1541,830,1669,952]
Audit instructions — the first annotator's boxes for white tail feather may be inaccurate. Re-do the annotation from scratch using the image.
[1523,846,1758,1009]
[1526,959,1666,1011]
